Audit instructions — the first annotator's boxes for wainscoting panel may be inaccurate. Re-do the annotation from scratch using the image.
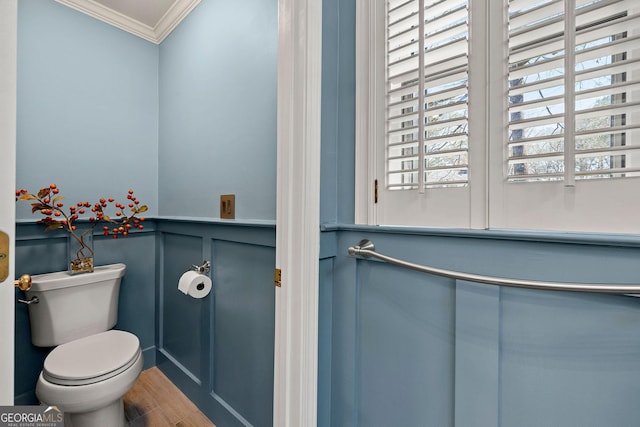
[357,261,455,427]
[325,229,640,427]
[499,288,640,426]
[157,220,276,427]
[212,240,275,426]
[161,233,205,382]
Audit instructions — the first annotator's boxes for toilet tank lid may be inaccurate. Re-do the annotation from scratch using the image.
[43,330,140,385]
[29,263,126,292]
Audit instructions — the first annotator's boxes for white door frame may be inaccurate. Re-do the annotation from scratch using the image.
[0,0,17,405]
[273,0,322,425]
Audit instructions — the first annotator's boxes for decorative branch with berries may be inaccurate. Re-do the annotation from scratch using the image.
[15,183,148,243]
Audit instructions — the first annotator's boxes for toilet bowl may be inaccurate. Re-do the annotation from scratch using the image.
[24,264,142,427]
[35,330,143,427]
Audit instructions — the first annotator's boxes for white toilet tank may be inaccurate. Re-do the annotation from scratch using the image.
[25,263,126,347]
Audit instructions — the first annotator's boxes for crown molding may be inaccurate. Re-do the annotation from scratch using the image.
[55,0,201,44]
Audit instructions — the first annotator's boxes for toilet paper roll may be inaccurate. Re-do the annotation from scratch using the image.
[178,271,212,298]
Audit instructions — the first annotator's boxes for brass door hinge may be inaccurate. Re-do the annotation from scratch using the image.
[274,268,282,288]
[374,179,378,204]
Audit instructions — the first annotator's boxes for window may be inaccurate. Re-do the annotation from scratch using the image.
[387,0,469,190]
[356,0,640,233]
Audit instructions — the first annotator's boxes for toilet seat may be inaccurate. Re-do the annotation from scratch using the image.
[43,330,141,386]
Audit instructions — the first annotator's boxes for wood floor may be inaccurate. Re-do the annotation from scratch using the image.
[124,367,215,427]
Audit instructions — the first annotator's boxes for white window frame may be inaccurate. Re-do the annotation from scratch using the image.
[356,0,640,234]
[356,0,488,229]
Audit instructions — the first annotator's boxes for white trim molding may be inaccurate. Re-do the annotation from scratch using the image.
[274,0,322,425]
[0,0,16,405]
[55,0,200,44]
[354,0,376,225]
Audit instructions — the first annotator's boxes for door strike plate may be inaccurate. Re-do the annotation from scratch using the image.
[0,231,8,282]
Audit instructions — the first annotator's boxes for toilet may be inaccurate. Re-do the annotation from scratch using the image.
[24,263,143,427]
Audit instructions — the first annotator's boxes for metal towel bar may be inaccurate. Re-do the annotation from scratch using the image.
[348,239,640,294]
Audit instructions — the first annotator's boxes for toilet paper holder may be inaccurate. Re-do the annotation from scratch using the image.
[191,260,211,274]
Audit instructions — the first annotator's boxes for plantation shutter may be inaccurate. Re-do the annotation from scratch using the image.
[360,0,640,231]
[386,0,470,190]
[507,0,640,182]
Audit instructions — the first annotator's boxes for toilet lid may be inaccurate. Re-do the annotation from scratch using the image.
[43,330,141,386]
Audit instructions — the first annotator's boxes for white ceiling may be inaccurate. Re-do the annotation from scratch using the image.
[55,0,201,44]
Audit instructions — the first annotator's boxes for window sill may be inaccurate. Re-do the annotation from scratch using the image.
[321,223,640,248]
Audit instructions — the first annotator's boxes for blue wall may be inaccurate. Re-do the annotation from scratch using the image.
[318,229,640,427]
[317,0,640,425]
[14,2,278,426]
[154,2,278,425]
[156,220,275,427]
[321,0,356,225]
[15,0,160,403]
[16,0,159,219]
[158,0,277,220]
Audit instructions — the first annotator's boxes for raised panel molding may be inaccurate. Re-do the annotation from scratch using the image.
[55,0,201,44]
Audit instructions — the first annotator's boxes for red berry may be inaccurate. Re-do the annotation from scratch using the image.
[50,184,57,189]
